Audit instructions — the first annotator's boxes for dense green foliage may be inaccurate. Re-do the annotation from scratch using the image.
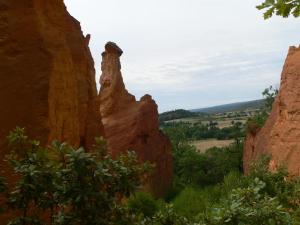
[2,126,300,224]
[2,127,150,225]
[156,85,300,224]
[162,121,244,141]
[147,157,300,225]
[172,143,243,187]
[257,0,300,19]
[163,123,243,190]
[171,171,243,219]
[128,192,159,218]
[202,178,292,224]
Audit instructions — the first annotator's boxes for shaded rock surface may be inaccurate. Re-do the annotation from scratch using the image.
[244,46,300,175]
[99,42,173,197]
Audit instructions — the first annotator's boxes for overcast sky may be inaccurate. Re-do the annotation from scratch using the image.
[64,0,300,112]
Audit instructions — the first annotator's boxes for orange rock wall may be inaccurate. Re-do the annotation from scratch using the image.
[99,42,173,197]
[0,0,103,152]
[244,46,300,176]
[0,0,104,222]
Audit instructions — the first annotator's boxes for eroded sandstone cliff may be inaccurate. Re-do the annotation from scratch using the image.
[99,42,173,197]
[0,0,103,151]
[0,0,105,221]
[244,46,300,176]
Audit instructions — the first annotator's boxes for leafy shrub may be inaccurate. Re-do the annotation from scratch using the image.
[172,171,243,219]
[172,187,213,219]
[157,156,300,225]
[247,155,300,210]
[4,127,150,225]
[164,176,185,202]
[246,112,268,134]
[246,86,278,134]
[202,178,292,225]
[128,192,159,218]
[145,205,194,225]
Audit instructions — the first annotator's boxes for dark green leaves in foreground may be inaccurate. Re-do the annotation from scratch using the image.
[257,0,300,19]
[4,127,150,225]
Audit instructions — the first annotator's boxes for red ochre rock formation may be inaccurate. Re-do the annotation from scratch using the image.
[244,46,300,176]
[0,0,103,150]
[99,42,173,197]
[0,0,104,222]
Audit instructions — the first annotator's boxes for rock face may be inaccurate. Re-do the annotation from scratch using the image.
[0,0,104,191]
[0,0,104,221]
[244,46,300,175]
[99,42,173,197]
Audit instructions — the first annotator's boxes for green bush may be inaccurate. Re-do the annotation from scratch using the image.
[246,86,278,134]
[164,176,185,202]
[171,171,243,219]
[202,178,292,225]
[172,187,213,219]
[4,127,150,225]
[246,155,300,210]
[246,112,268,134]
[128,192,159,218]
[145,205,193,225]
[148,157,300,224]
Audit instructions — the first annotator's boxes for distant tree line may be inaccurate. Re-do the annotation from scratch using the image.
[162,120,244,141]
[159,109,207,124]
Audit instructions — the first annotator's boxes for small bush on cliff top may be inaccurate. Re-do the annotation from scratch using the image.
[3,127,151,225]
[246,86,278,133]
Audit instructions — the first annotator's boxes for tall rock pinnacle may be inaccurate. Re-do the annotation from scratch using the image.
[99,42,173,197]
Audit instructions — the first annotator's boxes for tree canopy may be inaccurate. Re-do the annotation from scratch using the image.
[257,0,300,19]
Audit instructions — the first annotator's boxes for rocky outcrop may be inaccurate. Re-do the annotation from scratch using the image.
[0,0,104,221]
[0,0,103,150]
[99,42,173,197]
[244,46,300,176]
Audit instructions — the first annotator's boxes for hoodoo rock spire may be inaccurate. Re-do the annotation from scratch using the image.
[99,42,173,197]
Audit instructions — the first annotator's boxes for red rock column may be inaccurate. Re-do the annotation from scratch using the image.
[99,42,173,197]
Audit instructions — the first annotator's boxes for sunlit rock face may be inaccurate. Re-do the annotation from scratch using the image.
[0,0,104,149]
[244,46,300,176]
[99,42,173,197]
[0,1,104,212]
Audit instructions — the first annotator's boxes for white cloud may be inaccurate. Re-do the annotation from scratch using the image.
[64,0,299,112]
